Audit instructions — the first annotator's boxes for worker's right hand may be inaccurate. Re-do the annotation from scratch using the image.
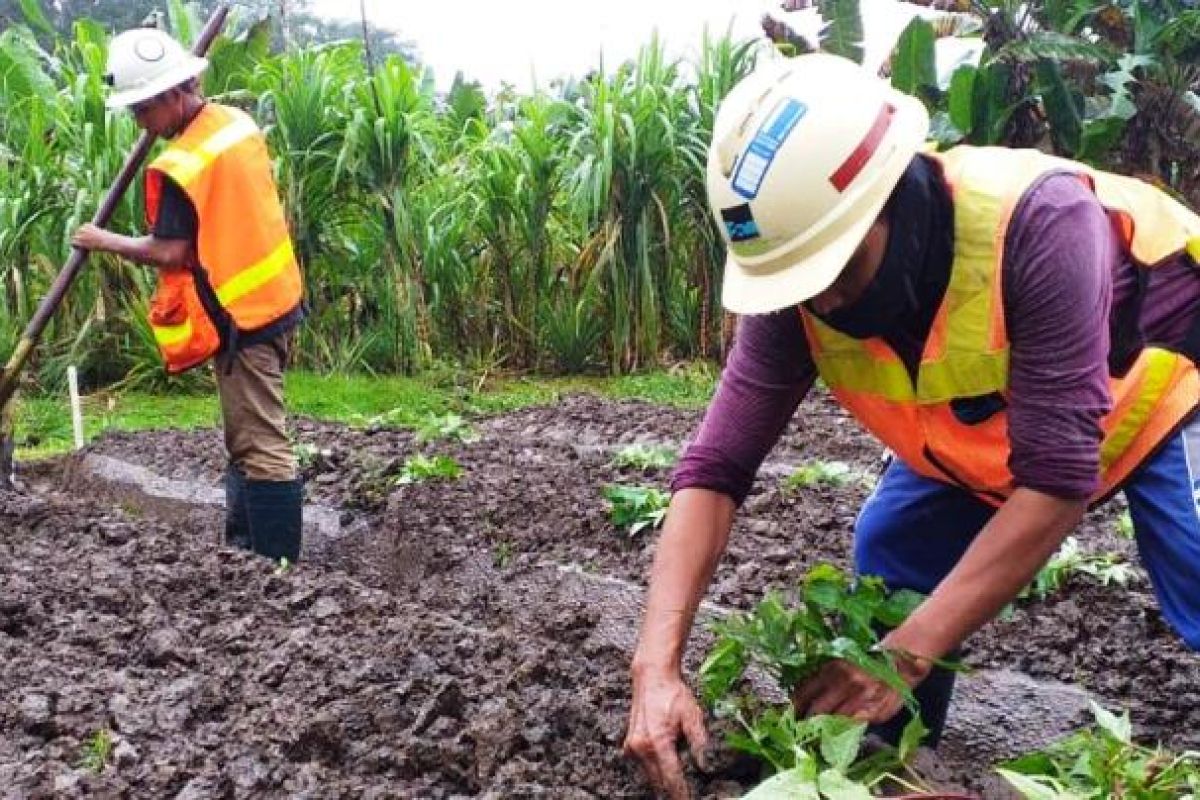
[624,665,710,800]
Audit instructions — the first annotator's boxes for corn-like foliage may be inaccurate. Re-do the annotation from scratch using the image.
[0,3,759,391]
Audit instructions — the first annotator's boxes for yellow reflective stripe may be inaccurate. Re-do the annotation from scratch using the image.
[919,351,1009,404]
[1100,349,1178,469]
[157,114,259,189]
[818,355,914,402]
[152,319,193,348]
[216,239,295,307]
[1188,237,1200,262]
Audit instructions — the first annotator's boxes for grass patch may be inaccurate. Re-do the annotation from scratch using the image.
[10,363,717,459]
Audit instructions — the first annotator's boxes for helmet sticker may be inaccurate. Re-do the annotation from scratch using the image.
[134,36,168,63]
[731,98,807,200]
[720,203,760,242]
[829,102,895,192]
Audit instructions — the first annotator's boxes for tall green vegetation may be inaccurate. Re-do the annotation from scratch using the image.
[0,1,758,389]
[3,0,1198,392]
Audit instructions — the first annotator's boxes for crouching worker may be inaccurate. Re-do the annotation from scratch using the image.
[624,52,1200,799]
[73,27,306,562]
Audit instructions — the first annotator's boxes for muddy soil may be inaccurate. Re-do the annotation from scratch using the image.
[3,390,1196,798]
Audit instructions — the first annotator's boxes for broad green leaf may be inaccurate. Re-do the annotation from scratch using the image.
[818,0,864,65]
[891,18,936,100]
[1090,701,1132,744]
[741,767,820,800]
[816,716,866,771]
[1036,59,1082,156]
[996,769,1070,799]
[0,27,55,106]
[897,715,928,762]
[817,769,874,800]
[947,64,977,134]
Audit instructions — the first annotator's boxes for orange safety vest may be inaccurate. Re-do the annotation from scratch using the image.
[144,103,303,374]
[802,145,1200,506]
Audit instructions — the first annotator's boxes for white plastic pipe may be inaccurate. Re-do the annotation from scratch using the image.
[67,365,84,451]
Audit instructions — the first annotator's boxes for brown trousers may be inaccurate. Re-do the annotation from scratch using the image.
[214,335,296,481]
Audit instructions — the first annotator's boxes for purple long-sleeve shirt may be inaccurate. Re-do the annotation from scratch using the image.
[674,173,1200,503]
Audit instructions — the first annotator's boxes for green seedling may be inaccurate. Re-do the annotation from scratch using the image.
[702,564,938,796]
[611,443,678,471]
[395,454,464,485]
[415,412,478,443]
[783,461,861,491]
[78,729,113,774]
[274,557,292,576]
[1116,510,1135,540]
[1021,537,1138,601]
[602,485,670,536]
[294,442,331,470]
[998,702,1200,798]
[493,540,513,570]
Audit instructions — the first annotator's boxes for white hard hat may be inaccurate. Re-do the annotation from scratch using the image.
[104,28,208,109]
[707,53,929,314]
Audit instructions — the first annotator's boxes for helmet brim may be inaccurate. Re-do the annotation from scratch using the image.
[720,92,930,315]
[106,55,209,109]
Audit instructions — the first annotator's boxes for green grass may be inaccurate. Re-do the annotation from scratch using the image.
[11,364,717,459]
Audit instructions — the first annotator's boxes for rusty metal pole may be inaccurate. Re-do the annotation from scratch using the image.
[0,4,231,488]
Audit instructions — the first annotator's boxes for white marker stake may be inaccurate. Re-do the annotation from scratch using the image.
[68,366,84,451]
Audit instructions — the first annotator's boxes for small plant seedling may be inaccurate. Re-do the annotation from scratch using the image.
[1021,537,1138,601]
[1116,510,1135,540]
[611,443,678,471]
[783,460,860,491]
[294,442,332,470]
[395,454,464,485]
[415,412,478,444]
[493,540,513,569]
[998,702,1200,797]
[602,485,670,536]
[274,557,292,576]
[78,729,113,773]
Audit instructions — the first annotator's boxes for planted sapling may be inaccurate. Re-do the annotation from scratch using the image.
[602,485,670,536]
[395,454,464,485]
[1021,536,1138,601]
[78,728,114,773]
[612,443,678,471]
[783,461,865,491]
[415,412,478,443]
[998,701,1200,798]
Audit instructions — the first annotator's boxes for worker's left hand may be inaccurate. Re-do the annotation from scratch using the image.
[791,650,932,724]
[72,223,112,252]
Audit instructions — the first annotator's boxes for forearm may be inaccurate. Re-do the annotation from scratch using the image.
[631,487,736,674]
[885,487,1086,660]
[81,230,186,269]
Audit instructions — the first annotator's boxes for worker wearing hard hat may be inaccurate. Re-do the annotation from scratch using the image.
[72,28,306,563]
[625,52,1200,798]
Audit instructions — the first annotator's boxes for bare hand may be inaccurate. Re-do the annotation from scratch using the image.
[624,667,710,800]
[72,223,111,252]
[792,654,931,724]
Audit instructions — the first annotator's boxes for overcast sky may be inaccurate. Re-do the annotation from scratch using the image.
[307,0,767,91]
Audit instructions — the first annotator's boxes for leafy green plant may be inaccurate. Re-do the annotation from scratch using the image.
[274,557,292,576]
[1021,536,1138,601]
[1116,510,1135,540]
[395,454,464,485]
[493,540,513,570]
[611,442,678,471]
[78,728,113,774]
[783,461,862,491]
[602,484,670,536]
[414,411,477,443]
[293,442,331,470]
[998,702,1200,799]
[701,565,935,796]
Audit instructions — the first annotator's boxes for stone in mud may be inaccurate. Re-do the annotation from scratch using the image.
[18,692,57,739]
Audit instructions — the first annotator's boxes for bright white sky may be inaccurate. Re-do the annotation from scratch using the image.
[307,0,768,92]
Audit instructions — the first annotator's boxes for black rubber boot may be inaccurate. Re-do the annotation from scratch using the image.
[244,478,303,562]
[224,467,252,550]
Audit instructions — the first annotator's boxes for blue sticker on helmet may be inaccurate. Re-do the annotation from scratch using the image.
[721,203,760,242]
[731,98,807,200]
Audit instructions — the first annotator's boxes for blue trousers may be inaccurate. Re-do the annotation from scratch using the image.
[856,418,1200,743]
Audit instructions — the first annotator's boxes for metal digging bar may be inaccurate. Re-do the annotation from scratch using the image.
[0,4,231,488]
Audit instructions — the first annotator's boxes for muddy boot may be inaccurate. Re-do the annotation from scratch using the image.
[244,478,303,563]
[224,467,251,550]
